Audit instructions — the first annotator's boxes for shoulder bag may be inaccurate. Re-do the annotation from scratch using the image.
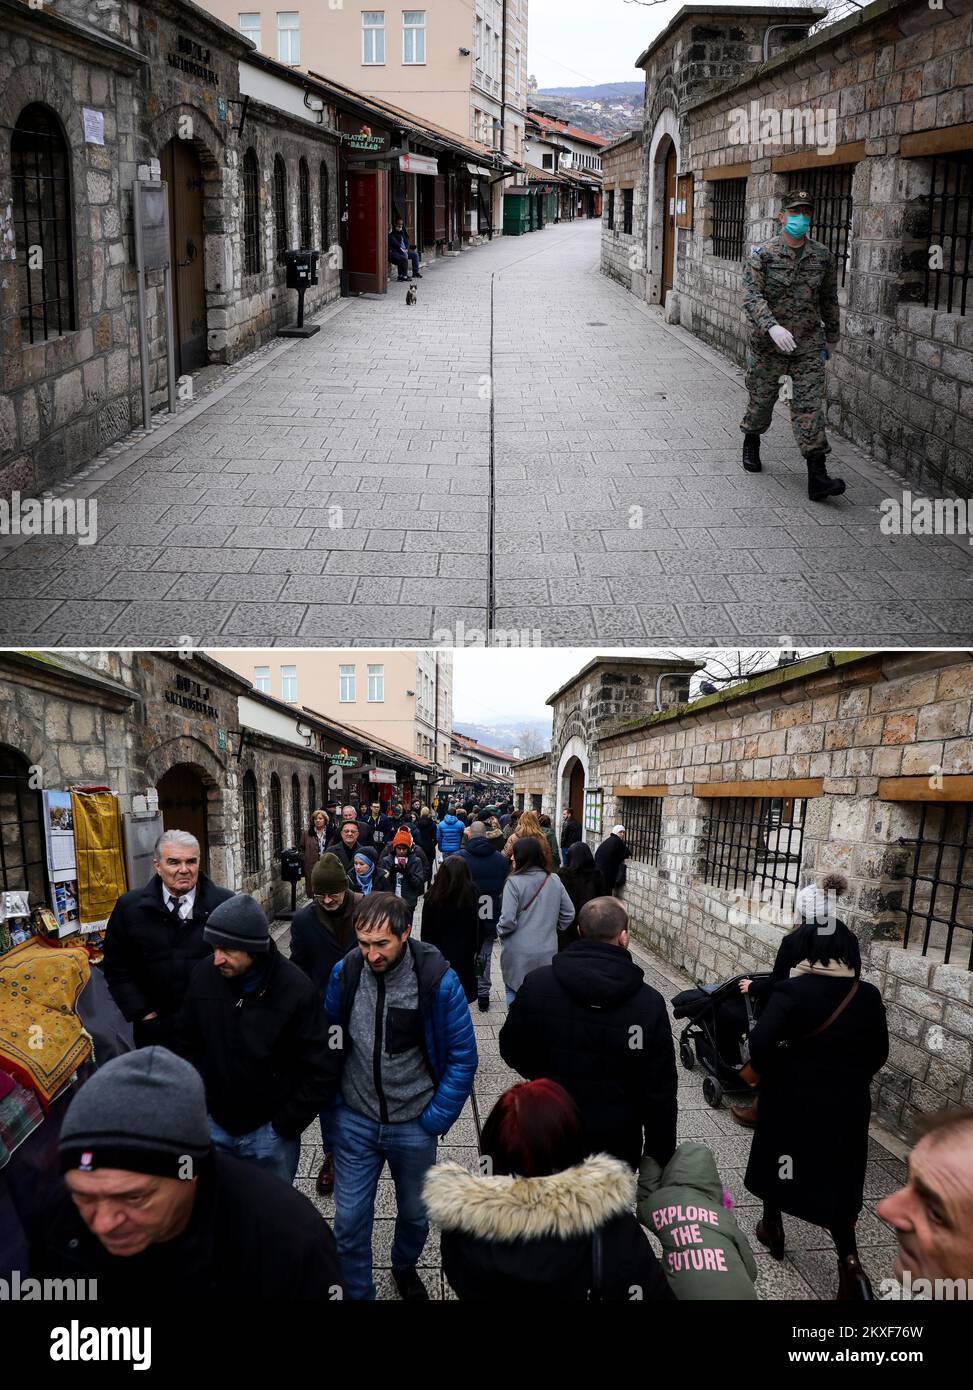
[740,980,860,1088]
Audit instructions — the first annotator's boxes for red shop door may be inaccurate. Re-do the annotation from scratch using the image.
[346,168,387,294]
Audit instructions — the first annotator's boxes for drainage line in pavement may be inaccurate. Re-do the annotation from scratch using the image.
[470,1084,483,1155]
[488,270,497,633]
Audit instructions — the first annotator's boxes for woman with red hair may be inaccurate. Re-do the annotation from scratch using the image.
[422,1080,671,1300]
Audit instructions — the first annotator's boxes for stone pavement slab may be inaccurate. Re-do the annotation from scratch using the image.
[6,222,973,645]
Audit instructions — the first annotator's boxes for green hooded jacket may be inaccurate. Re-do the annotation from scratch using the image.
[637,1142,758,1300]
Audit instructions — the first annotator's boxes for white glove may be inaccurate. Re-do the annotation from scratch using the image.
[769,325,796,353]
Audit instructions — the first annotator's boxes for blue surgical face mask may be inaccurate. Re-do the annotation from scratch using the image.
[784,212,811,238]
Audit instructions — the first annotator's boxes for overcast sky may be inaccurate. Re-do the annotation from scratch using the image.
[452,648,821,730]
[527,0,689,89]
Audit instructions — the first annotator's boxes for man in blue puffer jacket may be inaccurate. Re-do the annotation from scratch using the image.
[436,811,464,857]
[324,891,477,1300]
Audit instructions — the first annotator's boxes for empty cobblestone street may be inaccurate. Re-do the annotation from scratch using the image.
[3,221,972,647]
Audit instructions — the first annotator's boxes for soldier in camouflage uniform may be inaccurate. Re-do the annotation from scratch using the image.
[740,190,845,501]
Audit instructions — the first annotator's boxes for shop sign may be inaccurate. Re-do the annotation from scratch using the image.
[368,767,398,783]
[399,153,439,176]
[165,673,219,720]
[167,34,220,87]
[328,747,361,768]
[338,116,389,153]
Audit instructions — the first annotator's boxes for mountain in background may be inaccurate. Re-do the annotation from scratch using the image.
[538,83,644,100]
[532,82,643,138]
[453,720,551,759]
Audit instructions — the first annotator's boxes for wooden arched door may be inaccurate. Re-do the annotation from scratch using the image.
[160,137,207,374]
[568,761,584,821]
[157,764,209,873]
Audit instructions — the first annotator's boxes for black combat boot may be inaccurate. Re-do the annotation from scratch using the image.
[806,451,845,501]
[742,432,762,473]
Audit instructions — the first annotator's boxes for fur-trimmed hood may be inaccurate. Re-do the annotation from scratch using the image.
[423,1154,635,1242]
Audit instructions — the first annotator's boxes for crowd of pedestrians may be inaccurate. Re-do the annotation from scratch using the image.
[23,805,973,1303]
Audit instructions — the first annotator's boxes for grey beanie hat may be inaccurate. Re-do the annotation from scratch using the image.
[203,892,271,953]
[59,1046,210,1179]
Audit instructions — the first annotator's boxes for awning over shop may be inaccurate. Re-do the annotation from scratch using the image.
[465,162,492,177]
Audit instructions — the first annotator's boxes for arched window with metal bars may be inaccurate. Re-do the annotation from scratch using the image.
[291,773,302,844]
[242,770,260,876]
[242,146,261,276]
[319,160,330,252]
[10,104,75,344]
[308,773,317,820]
[273,155,288,264]
[270,773,283,859]
[299,157,311,248]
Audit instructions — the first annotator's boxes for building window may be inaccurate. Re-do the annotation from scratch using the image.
[281,665,297,702]
[542,153,553,170]
[291,773,302,843]
[319,160,330,250]
[403,10,425,64]
[703,796,806,900]
[362,11,385,64]
[584,788,603,836]
[899,802,973,970]
[277,11,300,65]
[254,665,271,694]
[308,773,317,816]
[339,665,356,702]
[788,166,854,288]
[238,12,261,48]
[623,187,634,234]
[298,158,311,247]
[607,189,614,230]
[273,155,288,264]
[270,774,283,859]
[242,770,260,875]
[0,745,46,906]
[711,177,747,260]
[617,795,663,866]
[922,154,972,317]
[10,104,75,345]
[367,664,384,702]
[242,146,261,276]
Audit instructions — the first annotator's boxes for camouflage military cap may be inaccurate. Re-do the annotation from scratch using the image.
[784,189,814,210]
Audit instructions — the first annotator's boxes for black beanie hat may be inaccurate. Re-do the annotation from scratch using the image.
[203,892,271,953]
[312,852,350,894]
[59,1047,211,1179]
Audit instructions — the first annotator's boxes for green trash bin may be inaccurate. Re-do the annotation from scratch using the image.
[503,189,531,236]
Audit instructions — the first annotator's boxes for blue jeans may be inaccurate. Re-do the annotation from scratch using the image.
[208,1116,300,1185]
[324,1100,438,1301]
[477,938,494,998]
[505,986,517,1007]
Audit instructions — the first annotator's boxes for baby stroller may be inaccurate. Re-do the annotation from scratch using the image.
[671,973,770,1109]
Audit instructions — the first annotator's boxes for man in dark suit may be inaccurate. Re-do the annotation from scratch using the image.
[102,830,233,1050]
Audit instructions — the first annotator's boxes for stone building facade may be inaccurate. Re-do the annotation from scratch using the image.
[0,648,327,918]
[0,0,340,498]
[600,133,645,296]
[610,0,973,493]
[542,649,973,1141]
[511,752,551,814]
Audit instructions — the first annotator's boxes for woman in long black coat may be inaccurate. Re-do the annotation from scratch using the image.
[555,842,605,951]
[419,855,480,1002]
[743,920,888,1299]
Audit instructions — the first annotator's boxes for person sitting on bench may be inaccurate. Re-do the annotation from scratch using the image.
[388,219,421,281]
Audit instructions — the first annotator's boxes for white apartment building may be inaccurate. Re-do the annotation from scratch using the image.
[215,650,453,769]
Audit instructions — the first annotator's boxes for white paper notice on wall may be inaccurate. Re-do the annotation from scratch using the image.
[83,108,105,145]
